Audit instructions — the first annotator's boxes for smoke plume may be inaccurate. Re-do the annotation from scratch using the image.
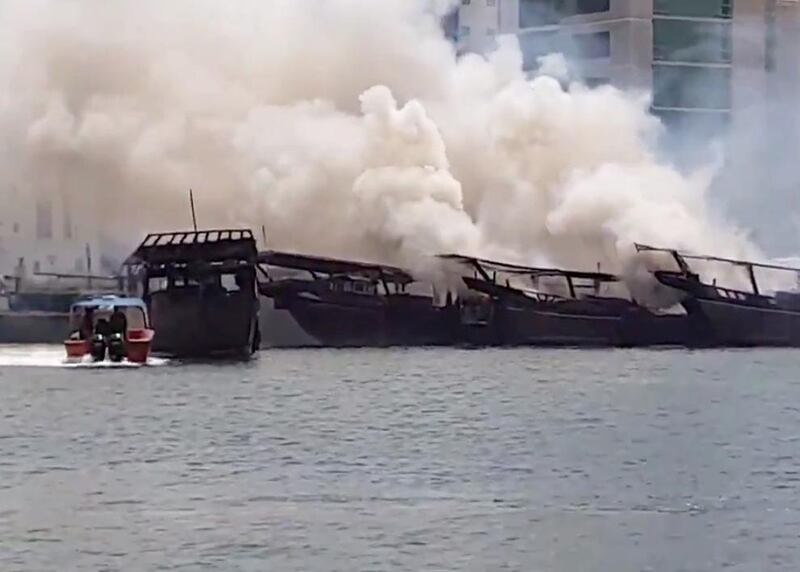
[0,0,760,277]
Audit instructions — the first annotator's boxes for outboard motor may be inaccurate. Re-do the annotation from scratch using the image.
[107,333,126,363]
[90,334,107,362]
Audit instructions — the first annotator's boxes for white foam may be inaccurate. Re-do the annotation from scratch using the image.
[0,344,168,368]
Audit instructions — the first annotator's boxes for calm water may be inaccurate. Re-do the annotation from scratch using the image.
[1,346,799,571]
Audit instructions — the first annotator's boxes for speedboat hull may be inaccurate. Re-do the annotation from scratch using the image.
[63,329,155,363]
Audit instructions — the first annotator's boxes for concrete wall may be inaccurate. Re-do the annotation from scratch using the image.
[457,0,503,52]
[0,181,102,284]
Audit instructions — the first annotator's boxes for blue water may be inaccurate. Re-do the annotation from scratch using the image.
[1,346,799,571]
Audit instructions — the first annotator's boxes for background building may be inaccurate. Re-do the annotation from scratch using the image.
[451,0,800,137]
[449,0,800,253]
[0,181,103,288]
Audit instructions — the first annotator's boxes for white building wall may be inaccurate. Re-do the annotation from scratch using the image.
[456,0,505,52]
[0,181,102,285]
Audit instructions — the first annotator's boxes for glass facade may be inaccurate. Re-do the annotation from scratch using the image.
[518,30,560,69]
[571,31,610,59]
[653,65,731,109]
[650,0,734,142]
[510,0,737,139]
[653,19,731,64]
[653,0,732,19]
[519,0,565,28]
[519,0,609,27]
[574,0,610,14]
[652,109,730,141]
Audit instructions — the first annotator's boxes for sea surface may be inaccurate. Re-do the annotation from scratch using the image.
[1,345,799,571]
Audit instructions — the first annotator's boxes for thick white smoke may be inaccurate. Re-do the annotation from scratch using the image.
[0,0,759,277]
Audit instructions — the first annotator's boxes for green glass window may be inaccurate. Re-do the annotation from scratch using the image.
[653,0,733,19]
[653,19,731,63]
[571,31,610,58]
[653,65,731,110]
[519,0,565,28]
[519,30,560,69]
[574,0,610,14]
[652,109,730,138]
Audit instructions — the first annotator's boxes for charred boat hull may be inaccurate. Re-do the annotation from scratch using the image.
[692,298,800,347]
[617,308,689,347]
[461,277,688,347]
[263,281,459,347]
[461,303,625,347]
[656,271,800,347]
[149,290,259,357]
[489,304,619,347]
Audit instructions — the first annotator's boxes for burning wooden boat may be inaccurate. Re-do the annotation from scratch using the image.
[441,254,688,347]
[124,229,261,358]
[636,244,800,347]
[257,251,460,347]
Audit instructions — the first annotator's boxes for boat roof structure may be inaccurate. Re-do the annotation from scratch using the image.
[71,294,148,311]
[125,229,258,267]
[439,254,619,282]
[440,254,619,299]
[635,244,800,274]
[635,243,800,296]
[258,250,415,285]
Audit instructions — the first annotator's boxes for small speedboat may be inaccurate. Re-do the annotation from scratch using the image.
[64,295,155,364]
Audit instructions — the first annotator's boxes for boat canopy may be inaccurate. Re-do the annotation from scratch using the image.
[438,254,619,282]
[258,250,415,285]
[125,229,257,267]
[71,295,148,311]
[635,243,800,296]
[635,244,800,274]
[440,254,619,299]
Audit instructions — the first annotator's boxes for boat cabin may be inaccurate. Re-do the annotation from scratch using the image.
[124,229,260,358]
[69,295,150,334]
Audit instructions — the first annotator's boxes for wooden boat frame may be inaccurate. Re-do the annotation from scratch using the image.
[123,229,261,358]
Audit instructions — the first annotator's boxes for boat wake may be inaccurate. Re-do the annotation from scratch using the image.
[0,345,169,368]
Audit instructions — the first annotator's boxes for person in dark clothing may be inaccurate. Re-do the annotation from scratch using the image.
[94,317,111,337]
[78,308,94,340]
[109,306,128,338]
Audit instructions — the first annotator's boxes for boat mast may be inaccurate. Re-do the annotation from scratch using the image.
[565,275,577,299]
[378,269,390,296]
[746,263,760,295]
[470,260,493,283]
[670,250,692,275]
[189,189,198,232]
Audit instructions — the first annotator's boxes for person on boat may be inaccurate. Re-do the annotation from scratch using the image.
[94,317,111,338]
[109,306,128,339]
[78,308,94,340]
